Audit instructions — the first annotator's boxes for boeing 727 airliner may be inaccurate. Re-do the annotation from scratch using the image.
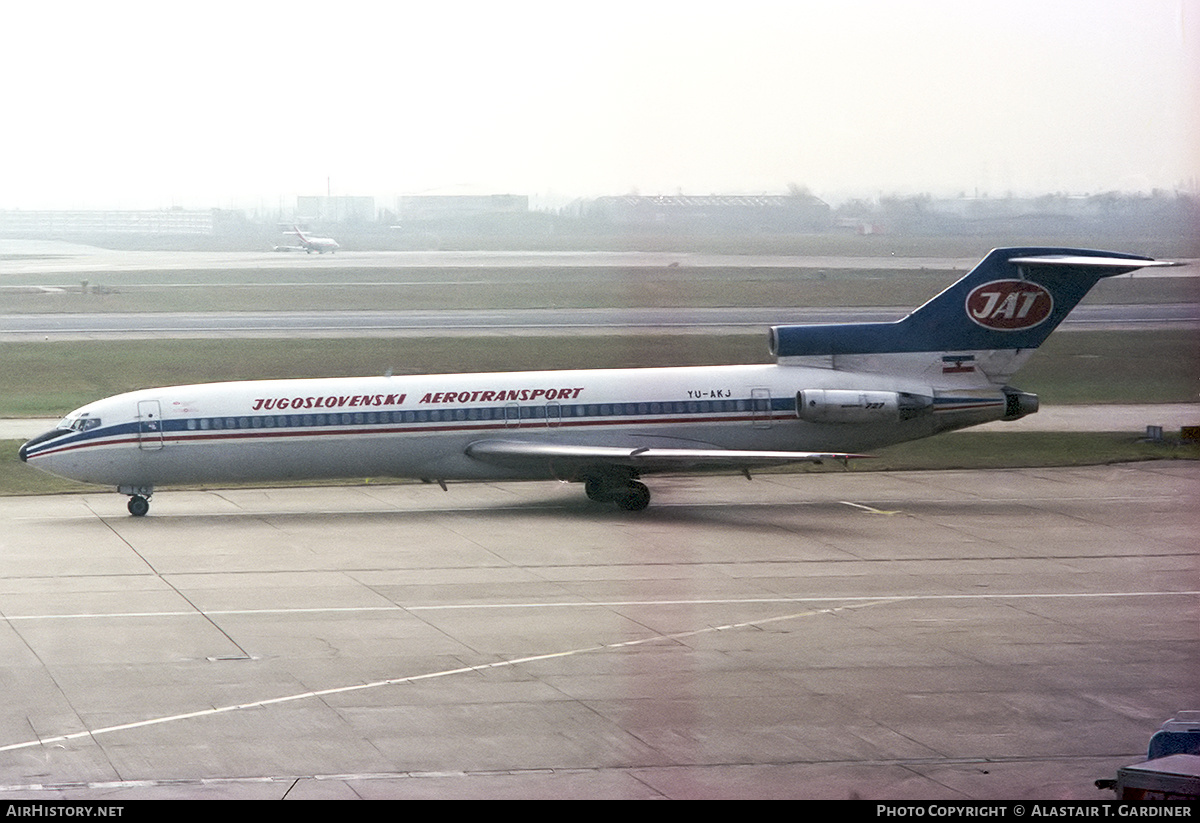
[19,248,1178,516]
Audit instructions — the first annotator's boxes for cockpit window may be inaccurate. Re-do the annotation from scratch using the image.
[58,415,101,433]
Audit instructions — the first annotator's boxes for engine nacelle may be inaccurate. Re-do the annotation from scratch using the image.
[1003,389,1039,420]
[796,390,933,424]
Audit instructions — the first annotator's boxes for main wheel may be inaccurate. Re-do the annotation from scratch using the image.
[584,477,614,502]
[616,481,651,511]
[127,495,150,517]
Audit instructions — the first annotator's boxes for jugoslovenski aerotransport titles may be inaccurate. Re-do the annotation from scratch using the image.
[19,248,1179,516]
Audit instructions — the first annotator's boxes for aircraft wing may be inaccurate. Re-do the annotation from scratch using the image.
[464,439,868,475]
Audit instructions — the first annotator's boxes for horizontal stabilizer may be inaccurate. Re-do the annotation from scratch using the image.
[1006,254,1182,270]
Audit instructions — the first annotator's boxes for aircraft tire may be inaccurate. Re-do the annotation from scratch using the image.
[584,477,614,502]
[617,482,651,512]
[127,496,150,517]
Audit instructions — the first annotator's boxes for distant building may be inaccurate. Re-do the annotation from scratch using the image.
[577,194,831,232]
[894,193,1197,237]
[0,210,214,236]
[923,196,1106,220]
[395,195,529,221]
[296,196,375,224]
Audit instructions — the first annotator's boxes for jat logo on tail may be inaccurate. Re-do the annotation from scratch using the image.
[965,280,1054,330]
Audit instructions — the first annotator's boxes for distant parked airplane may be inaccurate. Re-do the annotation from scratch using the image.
[288,225,340,254]
[19,248,1178,516]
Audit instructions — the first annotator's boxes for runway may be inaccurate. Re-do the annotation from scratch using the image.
[0,462,1195,799]
[1,242,1192,275]
[0,243,1193,277]
[0,243,985,275]
[1,303,1195,341]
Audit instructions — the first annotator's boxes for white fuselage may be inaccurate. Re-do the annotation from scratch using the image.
[302,238,338,253]
[23,362,1006,490]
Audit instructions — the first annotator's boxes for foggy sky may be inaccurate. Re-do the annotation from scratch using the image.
[2,0,1195,210]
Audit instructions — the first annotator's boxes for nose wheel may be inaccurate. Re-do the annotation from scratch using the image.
[118,485,154,517]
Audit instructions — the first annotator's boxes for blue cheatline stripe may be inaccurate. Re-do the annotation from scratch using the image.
[23,395,785,458]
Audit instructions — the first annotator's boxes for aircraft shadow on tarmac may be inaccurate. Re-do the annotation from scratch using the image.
[98,486,887,538]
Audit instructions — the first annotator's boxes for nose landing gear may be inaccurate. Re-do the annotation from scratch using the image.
[119,485,154,517]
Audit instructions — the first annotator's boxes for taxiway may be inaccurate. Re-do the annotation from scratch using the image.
[0,463,1195,799]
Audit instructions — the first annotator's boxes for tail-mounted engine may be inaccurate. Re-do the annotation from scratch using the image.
[1003,389,1039,420]
[796,390,933,424]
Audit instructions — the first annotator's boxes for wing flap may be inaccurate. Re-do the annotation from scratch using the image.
[465,439,868,474]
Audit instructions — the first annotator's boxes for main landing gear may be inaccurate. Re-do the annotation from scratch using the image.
[119,486,153,517]
[584,476,652,511]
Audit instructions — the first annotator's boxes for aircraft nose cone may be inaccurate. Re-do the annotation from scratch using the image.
[19,428,68,463]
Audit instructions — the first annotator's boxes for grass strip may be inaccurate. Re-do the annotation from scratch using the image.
[0,329,1196,417]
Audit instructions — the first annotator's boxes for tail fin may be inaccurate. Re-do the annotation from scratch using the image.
[769,247,1178,385]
